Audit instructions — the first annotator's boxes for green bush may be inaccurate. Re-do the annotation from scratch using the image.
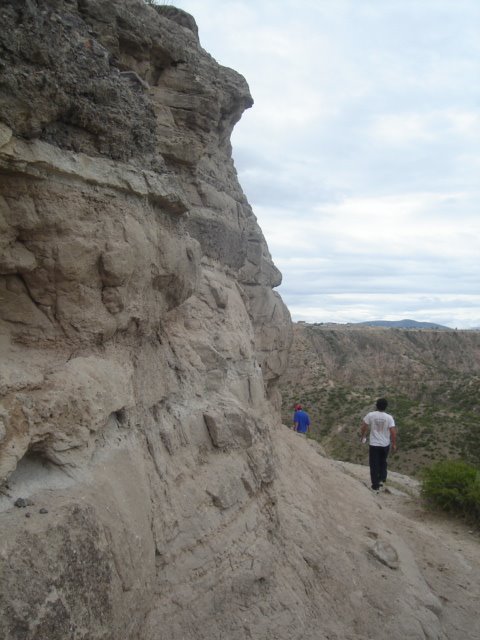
[466,473,480,523]
[421,460,480,523]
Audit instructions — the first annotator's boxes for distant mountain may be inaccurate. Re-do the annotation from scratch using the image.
[355,319,451,330]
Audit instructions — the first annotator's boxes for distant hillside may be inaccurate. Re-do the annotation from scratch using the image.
[279,323,480,476]
[356,319,451,330]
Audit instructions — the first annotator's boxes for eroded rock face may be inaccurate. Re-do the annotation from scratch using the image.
[0,1,292,638]
[0,0,290,474]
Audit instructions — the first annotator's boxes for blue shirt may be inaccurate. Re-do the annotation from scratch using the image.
[294,410,310,433]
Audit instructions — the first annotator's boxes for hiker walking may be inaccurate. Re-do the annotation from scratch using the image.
[293,404,310,435]
[360,398,397,492]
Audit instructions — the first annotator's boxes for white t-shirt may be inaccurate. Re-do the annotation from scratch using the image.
[363,410,395,447]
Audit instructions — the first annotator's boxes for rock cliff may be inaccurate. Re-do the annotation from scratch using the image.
[0,1,291,636]
[1,3,479,639]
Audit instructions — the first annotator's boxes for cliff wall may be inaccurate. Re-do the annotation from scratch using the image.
[0,1,292,637]
[1,3,479,640]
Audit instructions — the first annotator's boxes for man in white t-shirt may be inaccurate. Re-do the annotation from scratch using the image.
[360,398,397,492]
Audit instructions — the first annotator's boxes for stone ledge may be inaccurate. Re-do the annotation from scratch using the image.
[0,127,189,215]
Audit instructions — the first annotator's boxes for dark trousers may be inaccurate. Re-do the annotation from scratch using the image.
[369,445,390,490]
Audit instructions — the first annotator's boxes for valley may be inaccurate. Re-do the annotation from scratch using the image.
[279,323,480,476]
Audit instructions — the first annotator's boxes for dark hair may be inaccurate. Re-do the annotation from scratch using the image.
[376,398,388,411]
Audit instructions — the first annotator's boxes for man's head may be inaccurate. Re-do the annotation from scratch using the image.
[294,404,302,410]
[376,398,388,411]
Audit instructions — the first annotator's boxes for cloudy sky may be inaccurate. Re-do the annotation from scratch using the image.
[172,0,480,329]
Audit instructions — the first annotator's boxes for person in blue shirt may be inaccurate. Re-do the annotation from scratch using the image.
[293,404,310,435]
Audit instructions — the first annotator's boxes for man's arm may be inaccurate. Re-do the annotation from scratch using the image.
[390,426,397,451]
[360,420,369,443]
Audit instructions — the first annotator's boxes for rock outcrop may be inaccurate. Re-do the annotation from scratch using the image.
[1,3,479,639]
[0,1,291,636]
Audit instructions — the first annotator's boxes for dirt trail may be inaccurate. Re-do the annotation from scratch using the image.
[333,455,480,639]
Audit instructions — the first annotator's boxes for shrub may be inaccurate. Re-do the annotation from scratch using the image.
[466,473,480,523]
[422,459,480,524]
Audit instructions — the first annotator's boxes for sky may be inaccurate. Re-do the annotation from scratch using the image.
[171,0,480,329]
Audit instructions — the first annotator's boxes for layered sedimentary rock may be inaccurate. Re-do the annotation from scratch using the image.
[1,3,480,640]
[0,2,291,637]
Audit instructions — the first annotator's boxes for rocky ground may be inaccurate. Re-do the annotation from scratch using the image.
[273,428,480,640]
[2,422,479,640]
